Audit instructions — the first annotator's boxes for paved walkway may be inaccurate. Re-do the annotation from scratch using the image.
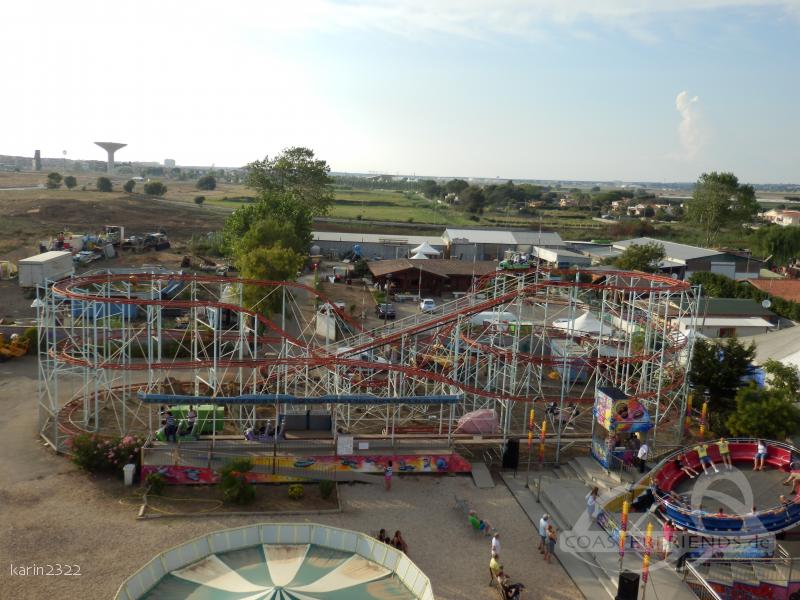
[501,471,699,600]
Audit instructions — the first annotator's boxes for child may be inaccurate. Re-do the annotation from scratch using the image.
[384,460,393,491]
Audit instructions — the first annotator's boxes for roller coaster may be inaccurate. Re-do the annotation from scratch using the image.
[36,265,699,458]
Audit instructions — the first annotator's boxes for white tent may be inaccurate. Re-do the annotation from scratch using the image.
[411,252,429,259]
[552,311,606,335]
[410,242,440,256]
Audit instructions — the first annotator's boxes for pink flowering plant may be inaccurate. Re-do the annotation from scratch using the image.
[70,433,145,474]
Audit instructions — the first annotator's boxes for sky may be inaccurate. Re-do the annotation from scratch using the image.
[1,0,799,183]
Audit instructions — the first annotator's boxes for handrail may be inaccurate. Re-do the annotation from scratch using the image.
[649,438,800,520]
[683,562,724,600]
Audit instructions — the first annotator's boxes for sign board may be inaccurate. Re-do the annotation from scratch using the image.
[337,434,354,456]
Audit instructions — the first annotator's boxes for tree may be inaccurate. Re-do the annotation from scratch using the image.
[46,172,62,189]
[727,384,800,440]
[96,177,113,192]
[194,195,205,205]
[236,245,305,314]
[197,175,217,191]
[762,359,800,398]
[445,179,469,195]
[418,179,443,199]
[246,147,333,214]
[235,216,309,257]
[63,175,77,189]
[461,187,486,214]
[690,337,756,411]
[143,181,167,196]
[123,179,136,193]
[223,189,313,253]
[686,172,758,247]
[688,272,739,298]
[614,242,665,272]
[753,225,800,266]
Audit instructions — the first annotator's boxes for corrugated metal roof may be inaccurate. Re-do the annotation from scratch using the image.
[19,250,72,264]
[312,231,443,246]
[612,237,722,261]
[511,231,564,246]
[443,228,518,245]
[367,258,497,278]
[678,317,774,328]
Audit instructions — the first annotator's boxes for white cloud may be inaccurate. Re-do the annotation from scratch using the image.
[675,91,705,159]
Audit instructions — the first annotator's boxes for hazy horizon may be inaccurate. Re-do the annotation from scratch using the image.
[2,1,799,184]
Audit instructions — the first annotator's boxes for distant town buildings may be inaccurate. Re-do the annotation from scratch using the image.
[164,159,176,169]
[763,208,800,227]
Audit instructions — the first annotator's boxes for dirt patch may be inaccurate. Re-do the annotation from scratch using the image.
[143,482,339,517]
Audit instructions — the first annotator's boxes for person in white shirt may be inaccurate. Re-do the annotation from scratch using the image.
[637,442,649,473]
[491,533,501,557]
[586,486,599,520]
[538,514,549,554]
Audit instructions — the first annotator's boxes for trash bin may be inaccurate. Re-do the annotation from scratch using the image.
[123,463,136,486]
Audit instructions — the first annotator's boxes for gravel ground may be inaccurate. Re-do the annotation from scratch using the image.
[0,358,582,600]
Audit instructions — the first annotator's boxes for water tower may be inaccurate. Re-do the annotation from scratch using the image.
[94,142,127,173]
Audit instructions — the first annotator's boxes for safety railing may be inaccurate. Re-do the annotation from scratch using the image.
[683,562,724,600]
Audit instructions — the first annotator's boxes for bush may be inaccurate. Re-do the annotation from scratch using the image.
[70,433,145,474]
[64,175,77,189]
[194,195,205,205]
[197,175,217,190]
[319,479,334,500]
[144,181,167,196]
[123,179,136,193]
[288,484,305,500]
[46,172,62,189]
[22,326,37,355]
[219,459,255,505]
[146,472,166,495]
[96,177,113,192]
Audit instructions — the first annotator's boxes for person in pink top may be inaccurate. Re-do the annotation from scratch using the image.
[661,519,675,559]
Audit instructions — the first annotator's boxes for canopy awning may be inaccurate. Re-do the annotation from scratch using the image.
[410,252,429,259]
[410,242,441,255]
[553,311,606,335]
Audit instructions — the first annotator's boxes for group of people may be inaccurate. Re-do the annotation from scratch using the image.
[489,534,526,599]
[377,529,408,554]
[538,513,558,563]
[160,406,197,442]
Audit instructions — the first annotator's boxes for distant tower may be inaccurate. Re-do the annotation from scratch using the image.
[32,150,41,171]
[94,142,127,173]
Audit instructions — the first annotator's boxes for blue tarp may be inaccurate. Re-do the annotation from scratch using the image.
[137,392,461,405]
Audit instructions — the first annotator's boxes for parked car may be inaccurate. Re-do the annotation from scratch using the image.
[419,298,437,313]
[375,303,396,319]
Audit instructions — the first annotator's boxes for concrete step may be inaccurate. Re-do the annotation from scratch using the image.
[569,457,622,491]
[707,562,733,586]
[730,562,758,585]
[554,462,580,480]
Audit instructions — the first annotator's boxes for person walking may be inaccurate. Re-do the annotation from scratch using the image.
[489,552,501,585]
[586,486,599,520]
[491,533,501,557]
[661,519,675,560]
[538,514,549,554]
[384,460,393,491]
[637,441,649,474]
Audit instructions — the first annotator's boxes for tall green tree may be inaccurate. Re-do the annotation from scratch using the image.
[753,225,800,266]
[686,172,757,247]
[689,337,756,410]
[63,175,77,189]
[461,187,486,214]
[727,383,800,440]
[762,359,800,397]
[123,179,136,193]
[223,189,313,253]
[614,242,665,272]
[445,179,469,195]
[246,147,333,215]
[236,244,305,314]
